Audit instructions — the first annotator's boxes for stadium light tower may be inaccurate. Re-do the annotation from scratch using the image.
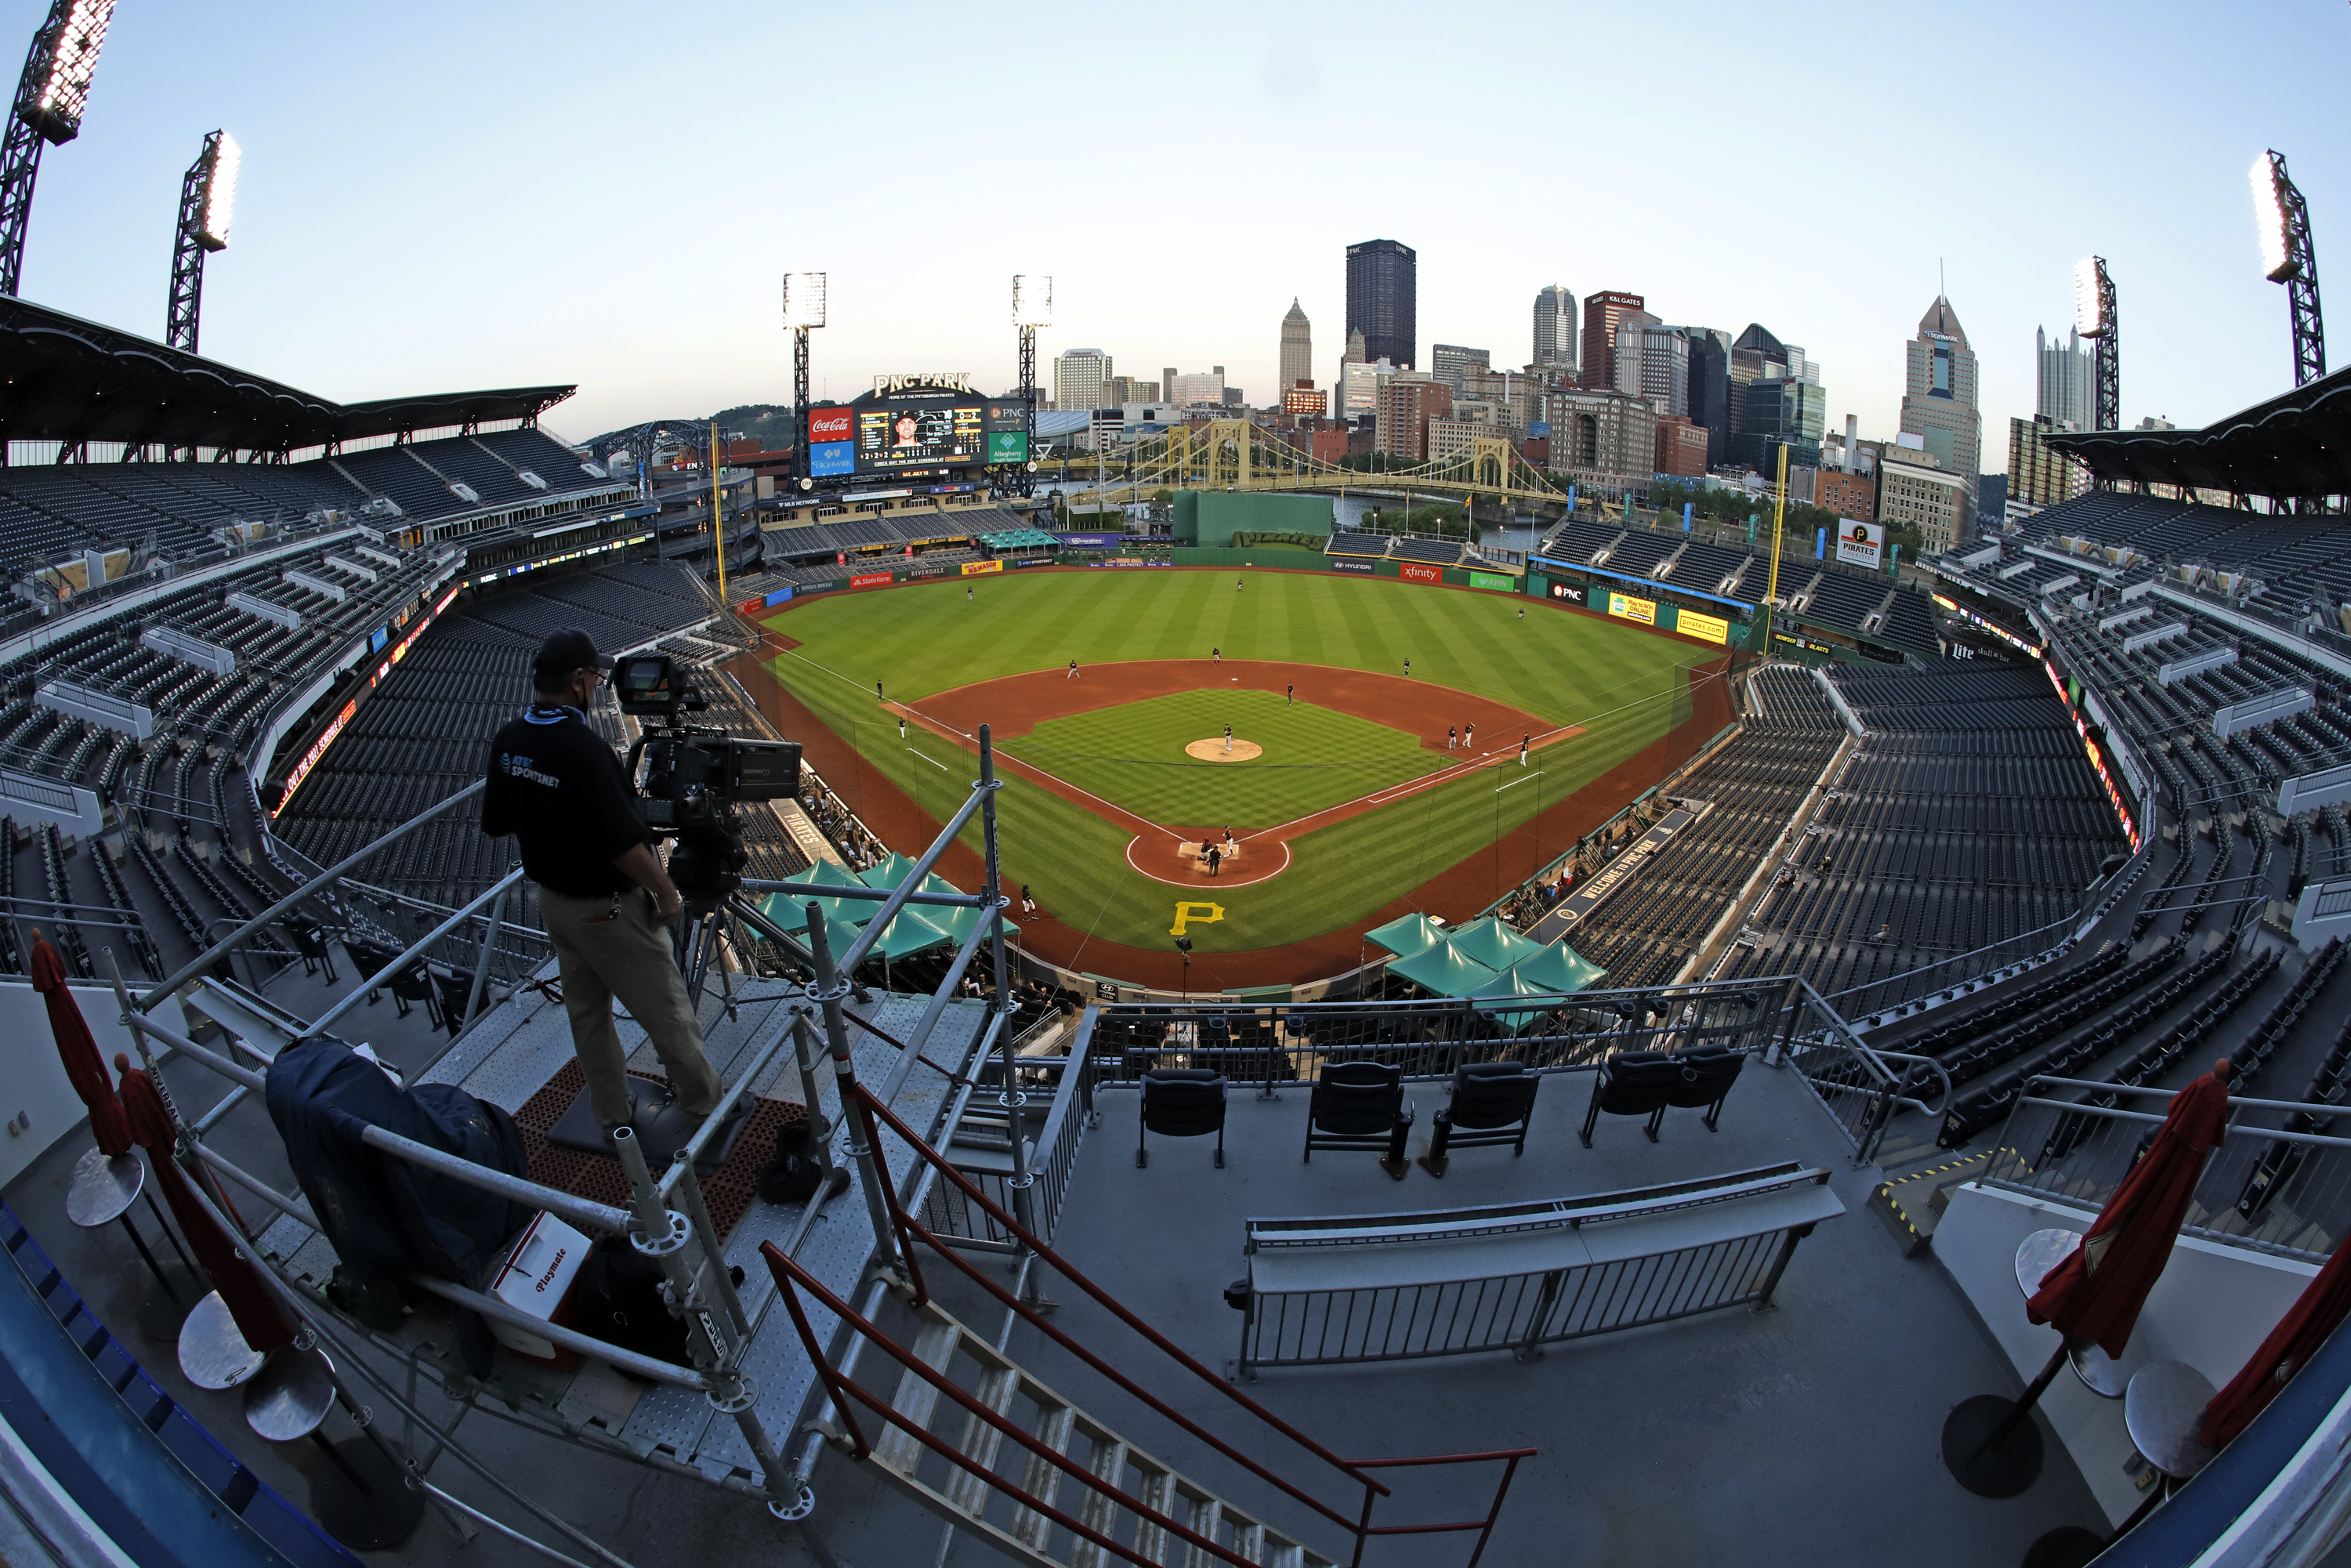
[2074,255,2119,433]
[781,271,825,485]
[0,0,118,298]
[1013,273,1051,498]
[165,131,239,354]
[2251,150,2325,388]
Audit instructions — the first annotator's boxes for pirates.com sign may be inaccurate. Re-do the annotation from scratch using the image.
[1835,520,1885,570]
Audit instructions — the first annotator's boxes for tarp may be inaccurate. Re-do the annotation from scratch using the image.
[1445,916,1546,972]
[1386,940,1498,999]
[1365,913,1450,961]
[1509,942,1608,996]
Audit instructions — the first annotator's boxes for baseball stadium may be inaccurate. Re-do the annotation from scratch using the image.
[4,9,2351,1568]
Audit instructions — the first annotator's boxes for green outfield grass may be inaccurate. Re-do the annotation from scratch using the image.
[1005,690,1440,829]
[759,568,1710,965]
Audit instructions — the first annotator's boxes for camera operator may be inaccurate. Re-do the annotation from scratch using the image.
[481,630,721,1135]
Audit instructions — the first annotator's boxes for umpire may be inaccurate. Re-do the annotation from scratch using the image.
[481,630,722,1135]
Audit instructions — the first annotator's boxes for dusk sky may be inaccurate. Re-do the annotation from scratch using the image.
[9,1,2342,449]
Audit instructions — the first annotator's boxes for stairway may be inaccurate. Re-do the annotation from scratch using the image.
[823,1295,1335,1568]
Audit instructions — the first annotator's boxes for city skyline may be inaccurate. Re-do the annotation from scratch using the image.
[3,1,2338,450]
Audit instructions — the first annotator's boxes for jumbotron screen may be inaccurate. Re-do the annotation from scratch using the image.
[857,404,984,470]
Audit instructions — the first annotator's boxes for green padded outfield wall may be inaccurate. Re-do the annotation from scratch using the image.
[1175,491,1335,548]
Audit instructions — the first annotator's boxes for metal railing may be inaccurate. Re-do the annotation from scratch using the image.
[918,1019,1097,1252]
[1235,1164,1837,1376]
[1773,982,1954,1164]
[1980,1077,2351,1263]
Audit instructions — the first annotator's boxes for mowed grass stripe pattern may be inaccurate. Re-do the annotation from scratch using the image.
[761,570,1704,957]
[1007,690,1440,830]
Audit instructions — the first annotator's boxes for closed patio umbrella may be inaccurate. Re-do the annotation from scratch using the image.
[2200,1232,2351,1448]
[31,931,132,1156]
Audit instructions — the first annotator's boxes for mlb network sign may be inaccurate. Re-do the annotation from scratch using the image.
[1835,520,1886,570]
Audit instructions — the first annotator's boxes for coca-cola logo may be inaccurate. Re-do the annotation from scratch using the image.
[807,407,854,442]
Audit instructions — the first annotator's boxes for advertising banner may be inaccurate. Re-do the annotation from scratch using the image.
[1547,581,1585,604]
[849,571,895,589]
[1468,570,1516,592]
[985,431,1029,464]
[960,559,1003,577]
[1400,563,1444,584]
[905,563,950,579]
[1053,533,1125,549]
[1677,609,1730,645]
[1607,591,1657,625]
[1012,557,1053,568]
[810,441,854,476]
[982,400,1029,432]
[1329,559,1376,574]
[806,407,854,444]
[1834,520,1885,570]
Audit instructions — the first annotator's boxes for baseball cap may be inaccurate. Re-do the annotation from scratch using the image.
[532,629,614,689]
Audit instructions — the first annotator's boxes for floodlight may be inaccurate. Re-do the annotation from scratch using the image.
[1013,273,1052,327]
[197,132,238,250]
[781,271,826,329]
[22,0,114,145]
[2073,257,2108,338]
[2251,150,2296,281]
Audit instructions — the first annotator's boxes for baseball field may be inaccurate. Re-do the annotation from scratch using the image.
[736,566,1732,989]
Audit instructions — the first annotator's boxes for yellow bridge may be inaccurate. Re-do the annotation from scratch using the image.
[1053,418,1598,510]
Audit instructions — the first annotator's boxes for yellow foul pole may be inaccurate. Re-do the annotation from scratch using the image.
[709,420,726,603]
[1762,443,1789,659]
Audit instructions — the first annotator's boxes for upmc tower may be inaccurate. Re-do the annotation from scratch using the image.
[1346,239,1416,371]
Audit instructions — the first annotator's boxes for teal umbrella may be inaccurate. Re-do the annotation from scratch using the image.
[1365,912,1450,961]
[872,904,959,961]
[860,852,923,889]
[1468,965,1562,1033]
[1445,916,1546,972]
[1509,941,1607,997]
[756,860,875,934]
[1385,940,1497,998]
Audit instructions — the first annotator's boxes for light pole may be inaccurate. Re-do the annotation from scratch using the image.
[782,273,826,491]
[1014,274,1051,498]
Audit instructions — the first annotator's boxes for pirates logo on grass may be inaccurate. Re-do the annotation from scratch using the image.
[1169,901,1225,936]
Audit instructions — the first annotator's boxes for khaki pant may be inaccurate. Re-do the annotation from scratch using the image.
[540,885,722,1131]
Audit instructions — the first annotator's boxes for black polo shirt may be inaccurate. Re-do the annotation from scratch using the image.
[480,704,651,897]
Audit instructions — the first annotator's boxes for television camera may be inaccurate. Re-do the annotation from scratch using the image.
[614,652,800,912]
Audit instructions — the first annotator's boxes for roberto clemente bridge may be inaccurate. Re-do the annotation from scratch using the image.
[1053,418,1619,517]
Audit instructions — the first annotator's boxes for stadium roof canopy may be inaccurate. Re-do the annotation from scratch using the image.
[2046,364,2351,498]
[0,295,574,455]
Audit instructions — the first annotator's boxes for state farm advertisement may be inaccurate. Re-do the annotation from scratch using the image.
[1400,563,1444,583]
[849,571,894,588]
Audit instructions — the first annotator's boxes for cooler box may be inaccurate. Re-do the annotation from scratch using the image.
[487,1211,591,1367]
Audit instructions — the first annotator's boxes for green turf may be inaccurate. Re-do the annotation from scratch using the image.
[1003,690,1440,830]
[759,569,1709,965]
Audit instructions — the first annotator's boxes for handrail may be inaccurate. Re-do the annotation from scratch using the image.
[2023,1074,2351,1118]
[302,865,524,1039]
[846,1079,1391,1498]
[136,777,487,1009]
[2008,1095,2351,1152]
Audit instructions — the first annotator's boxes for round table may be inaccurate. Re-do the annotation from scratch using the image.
[67,1147,198,1338]
[178,1291,266,1390]
[2013,1227,2152,1398]
[2125,1360,2219,1481]
[245,1347,335,1443]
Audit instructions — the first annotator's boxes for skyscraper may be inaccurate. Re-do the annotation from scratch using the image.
[1613,322,1689,416]
[1053,348,1110,413]
[1533,285,1578,372]
[1898,295,1982,523]
[1430,343,1491,393]
[1581,292,1649,392]
[1685,328,1731,469]
[2036,325,2093,431]
[1279,299,1313,395]
[1345,240,1416,369]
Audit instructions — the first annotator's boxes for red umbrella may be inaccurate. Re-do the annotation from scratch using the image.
[2201,1232,2351,1448]
[2029,1057,2233,1359]
[114,1055,294,1355]
[31,932,132,1157]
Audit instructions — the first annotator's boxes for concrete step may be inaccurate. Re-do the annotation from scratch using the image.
[1869,1150,1992,1257]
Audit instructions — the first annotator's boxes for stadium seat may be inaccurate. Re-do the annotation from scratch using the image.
[1417,1061,1539,1178]
[1136,1069,1226,1169]
[1301,1061,1412,1179]
[1581,1047,1744,1146]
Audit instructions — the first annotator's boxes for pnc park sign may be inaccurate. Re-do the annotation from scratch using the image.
[871,373,976,397]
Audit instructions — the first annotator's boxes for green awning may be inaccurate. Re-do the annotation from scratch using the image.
[1365,912,1450,961]
[871,904,959,961]
[1385,940,1497,999]
[756,860,875,934]
[1444,916,1546,972]
[1508,942,1608,996]
[860,852,922,889]
[1467,965,1566,1032]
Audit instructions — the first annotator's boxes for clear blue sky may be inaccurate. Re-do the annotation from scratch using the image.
[9,1,2343,450]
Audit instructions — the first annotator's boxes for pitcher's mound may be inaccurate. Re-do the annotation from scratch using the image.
[1185,737,1262,762]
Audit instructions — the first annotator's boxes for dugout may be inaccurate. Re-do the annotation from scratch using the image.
[1172,490,1333,548]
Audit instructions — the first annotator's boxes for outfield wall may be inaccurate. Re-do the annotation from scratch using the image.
[1172,491,1334,547]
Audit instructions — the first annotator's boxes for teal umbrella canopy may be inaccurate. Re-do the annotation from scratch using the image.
[1508,942,1607,996]
[1445,916,1545,972]
[1386,940,1497,998]
[1365,912,1450,960]
[1468,965,1562,1032]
